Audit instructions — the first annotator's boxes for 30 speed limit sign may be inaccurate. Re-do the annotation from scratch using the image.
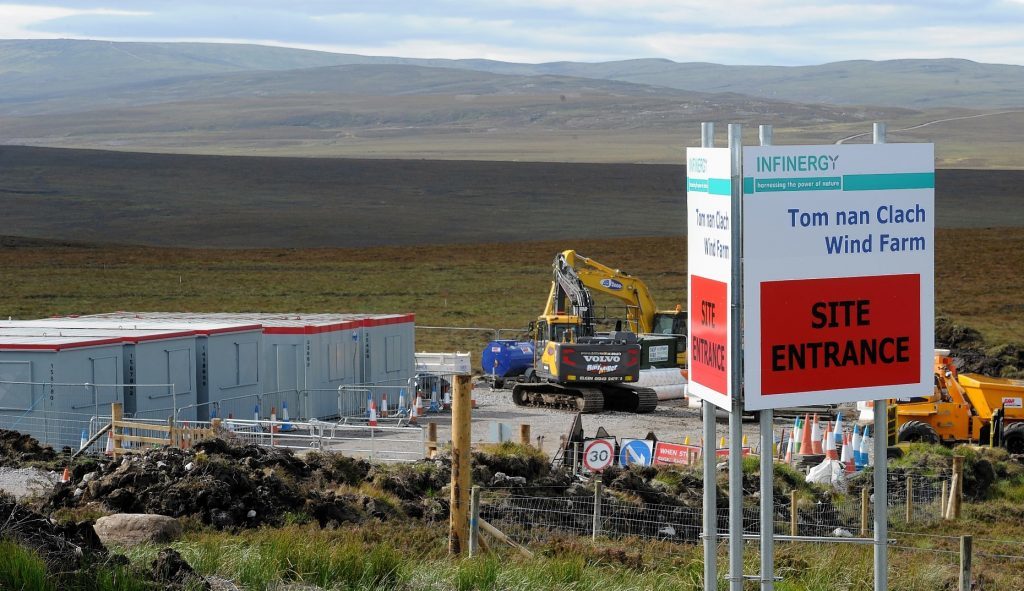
[582,438,615,472]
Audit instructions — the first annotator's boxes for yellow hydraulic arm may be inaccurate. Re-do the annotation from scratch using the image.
[557,250,665,334]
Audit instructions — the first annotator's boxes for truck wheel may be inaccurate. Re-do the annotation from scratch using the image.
[897,420,940,445]
[1003,423,1024,454]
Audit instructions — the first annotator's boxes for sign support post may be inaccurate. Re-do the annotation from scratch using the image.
[872,122,890,591]
[757,124,775,591]
[727,123,744,591]
[700,121,718,591]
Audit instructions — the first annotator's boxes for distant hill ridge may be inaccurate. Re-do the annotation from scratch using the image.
[1,39,1023,110]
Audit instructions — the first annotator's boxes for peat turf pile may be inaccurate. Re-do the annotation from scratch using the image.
[49,438,397,529]
[937,316,1024,378]
[0,429,57,467]
[47,438,558,529]
[1,491,213,590]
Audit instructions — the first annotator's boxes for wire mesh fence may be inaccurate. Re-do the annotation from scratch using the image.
[479,471,955,548]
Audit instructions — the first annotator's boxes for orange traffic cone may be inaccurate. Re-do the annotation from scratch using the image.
[410,395,420,423]
[843,432,855,473]
[270,407,279,434]
[825,427,838,460]
[60,466,71,483]
[799,414,814,456]
[810,415,823,454]
[368,400,378,427]
[104,432,114,457]
[784,429,795,464]
[380,393,389,418]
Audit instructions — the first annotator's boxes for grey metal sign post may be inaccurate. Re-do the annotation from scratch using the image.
[700,121,718,591]
[757,124,775,591]
[872,121,890,591]
[727,123,744,591]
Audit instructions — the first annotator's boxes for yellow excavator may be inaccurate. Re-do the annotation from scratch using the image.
[559,250,687,367]
[509,251,677,414]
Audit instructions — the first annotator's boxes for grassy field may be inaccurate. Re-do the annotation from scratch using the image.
[11,448,1024,591]
[2,228,1021,353]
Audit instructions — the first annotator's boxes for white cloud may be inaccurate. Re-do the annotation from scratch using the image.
[0,3,146,37]
[1,1,1022,65]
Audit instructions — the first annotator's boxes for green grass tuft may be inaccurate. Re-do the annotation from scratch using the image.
[0,539,53,591]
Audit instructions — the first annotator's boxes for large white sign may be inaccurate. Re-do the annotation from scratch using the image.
[686,147,733,410]
[742,144,935,410]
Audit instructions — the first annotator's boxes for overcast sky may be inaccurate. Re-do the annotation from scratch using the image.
[2,1,1024,65]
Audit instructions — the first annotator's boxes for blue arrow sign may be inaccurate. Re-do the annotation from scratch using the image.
[619,439,654,466]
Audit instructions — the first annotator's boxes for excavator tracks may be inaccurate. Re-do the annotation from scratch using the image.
[510,383,658,414]
[601,384,659,414]
[512,383,605,413]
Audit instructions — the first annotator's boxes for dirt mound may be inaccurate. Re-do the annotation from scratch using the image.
[0,429,57,467]
[0,490,105,563]
[936,316,1024,377]
[49,439,440,529]
[151,548,211,591]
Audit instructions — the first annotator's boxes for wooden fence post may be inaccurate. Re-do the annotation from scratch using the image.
[592,481,603,541]
[167,417,176,448]
[449,375,472,555]
[427,422,438,458]
[110,402,123,457]
[941,480,949,520]
[959,535,972,591]
[948,456,965,519]
[906,476,914,523]
[790,490,798,537]
[469,486,481,557]
[861,486,870,538]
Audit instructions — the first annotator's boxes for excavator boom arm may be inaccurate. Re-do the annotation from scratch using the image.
[559,250,662,333]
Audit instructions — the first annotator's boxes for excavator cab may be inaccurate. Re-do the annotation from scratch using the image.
[651,311,687,341]
[534,316,586,344]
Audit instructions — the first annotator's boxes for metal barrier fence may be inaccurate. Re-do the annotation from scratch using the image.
[82,414,426,462]
[0,380,180,451]
[478,471,953,547]
[0,375,441,460]
[172,374,460,425]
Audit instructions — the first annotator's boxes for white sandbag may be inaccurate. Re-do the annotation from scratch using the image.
[805,458,848,492]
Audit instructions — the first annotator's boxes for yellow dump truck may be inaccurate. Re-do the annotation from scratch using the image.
[895,351,1024,453]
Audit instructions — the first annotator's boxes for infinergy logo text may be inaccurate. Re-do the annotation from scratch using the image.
[756,154,839,173]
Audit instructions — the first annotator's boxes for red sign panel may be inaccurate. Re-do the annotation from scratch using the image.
[714,447,752,458]
[689,275,728,395]
[653,442,702,465]
[760,274,920,395]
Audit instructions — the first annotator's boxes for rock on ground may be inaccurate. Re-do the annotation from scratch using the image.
[94,513,183,547]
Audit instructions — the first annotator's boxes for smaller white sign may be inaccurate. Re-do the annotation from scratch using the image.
[649,344,669,363]
[686,147,734,411]
[1002,397,1023,409]
[583,438,615,472]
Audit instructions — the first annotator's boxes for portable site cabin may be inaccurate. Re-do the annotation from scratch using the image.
[357,313,416,396]
[83,312,416,419]
[0,320,262,422]
[0,333,128,449]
